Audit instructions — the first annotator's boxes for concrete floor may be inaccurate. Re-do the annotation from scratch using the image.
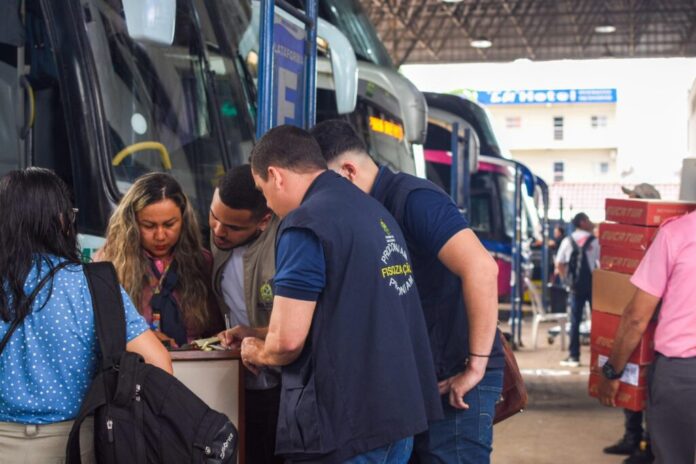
[492,319,628,464]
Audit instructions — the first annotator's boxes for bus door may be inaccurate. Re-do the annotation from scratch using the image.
[0,0,73,187]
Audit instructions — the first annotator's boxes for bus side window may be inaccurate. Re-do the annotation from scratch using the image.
[0,44,21,176]
[25,6,73,187]
[425,161,450,193]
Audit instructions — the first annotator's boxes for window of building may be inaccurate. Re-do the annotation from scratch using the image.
[553,116,564,140]
[599,162,609,174]
[591,115,607,128]
[553,161,564,182]
[505,116,521,128]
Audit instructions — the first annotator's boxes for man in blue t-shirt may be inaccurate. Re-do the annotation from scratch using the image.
[241,125,442,464]
[311,120,504,464]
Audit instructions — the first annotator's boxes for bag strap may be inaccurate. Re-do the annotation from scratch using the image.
[66,262,128,464]
[83,262,127,370]
[0,260,71,356]
[65,371,109,464]
[582,235,596,251]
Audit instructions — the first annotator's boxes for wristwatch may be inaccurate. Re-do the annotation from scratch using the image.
[602,361,623,380]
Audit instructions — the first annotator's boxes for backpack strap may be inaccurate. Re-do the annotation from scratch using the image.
[65,372,109,464]
[66,262,127,464]
[582,235,596,251]
[0,260,71,356]
[83,262,127,369]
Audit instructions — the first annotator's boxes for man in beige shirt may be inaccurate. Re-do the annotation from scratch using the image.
[209,164,281,464]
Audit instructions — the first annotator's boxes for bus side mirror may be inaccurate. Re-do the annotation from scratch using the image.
[468,130,480,175]
[123,0,176,46]
[317,20,358,115]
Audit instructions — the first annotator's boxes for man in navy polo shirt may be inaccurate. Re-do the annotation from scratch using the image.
[310,120,504,464]
[241,125,442,464]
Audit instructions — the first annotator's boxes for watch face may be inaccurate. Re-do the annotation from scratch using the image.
[602,362,621,380]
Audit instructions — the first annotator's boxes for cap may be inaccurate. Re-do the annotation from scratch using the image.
[621,183,661,199]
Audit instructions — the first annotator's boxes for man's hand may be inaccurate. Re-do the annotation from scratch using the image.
[438,367,486,410]
[218,325,258,349]
[598,376,620,407]
[240,337,264,376]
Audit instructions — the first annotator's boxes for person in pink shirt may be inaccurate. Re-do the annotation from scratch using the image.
[598,210,696,464]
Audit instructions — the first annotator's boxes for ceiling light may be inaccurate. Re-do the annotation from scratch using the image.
[441,0,464,3]
[595,25,616,34]
[470,38,492,49]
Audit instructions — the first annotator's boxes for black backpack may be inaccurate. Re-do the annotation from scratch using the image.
[66,262,238,464]
[567,235,595,295]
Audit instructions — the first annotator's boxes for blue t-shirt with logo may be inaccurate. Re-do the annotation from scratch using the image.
[0,256,149,424]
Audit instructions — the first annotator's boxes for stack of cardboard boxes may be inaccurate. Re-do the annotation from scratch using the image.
[588,199,696,410]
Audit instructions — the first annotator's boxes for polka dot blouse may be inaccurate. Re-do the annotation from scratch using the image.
[0,256,149,424]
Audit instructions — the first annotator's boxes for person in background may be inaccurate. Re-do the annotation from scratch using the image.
[310,119,502,464]
[603,183,660,464]
[209,165,282,464]
[242,125,442,463]
[0,168,171,463]
[598,206,696,464]
[98,173,224,347]
[555,212,599,367]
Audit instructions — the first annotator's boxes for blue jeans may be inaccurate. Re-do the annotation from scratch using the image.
[569,292,591,360]
[343,437,414,464]
[411,369,504,464]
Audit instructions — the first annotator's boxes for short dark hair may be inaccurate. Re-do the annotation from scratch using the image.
[218,164,269,219]
[309,119,368,163]
[251,125,327,180]
[572,212,590,228]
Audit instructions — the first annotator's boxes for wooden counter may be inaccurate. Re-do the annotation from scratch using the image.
[171,349,245,463]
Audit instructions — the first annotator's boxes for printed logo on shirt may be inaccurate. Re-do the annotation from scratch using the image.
[259,281,274,305]
[378,219,415,296]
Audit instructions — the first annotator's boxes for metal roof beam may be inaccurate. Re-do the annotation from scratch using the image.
[498,0,536,59]
[368,0,439,59]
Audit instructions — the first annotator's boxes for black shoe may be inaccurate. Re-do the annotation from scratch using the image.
[603,436,639,455]
[623,441,654,464]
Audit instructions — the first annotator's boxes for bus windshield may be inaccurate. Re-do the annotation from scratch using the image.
[82,0,255,218]
[319,0,393,68]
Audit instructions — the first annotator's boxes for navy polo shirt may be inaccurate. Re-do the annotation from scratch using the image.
[371,166,505,376]
[372,166,469,254]
[274,228,326,301]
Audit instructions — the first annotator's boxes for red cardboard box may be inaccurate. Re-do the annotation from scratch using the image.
[605,198,696,226]
[588,373,646,411]
[600,246,646,275]
[598,222,658,251]
[592,269,636,315]
[590,351,649,387]
[590,310,656,364]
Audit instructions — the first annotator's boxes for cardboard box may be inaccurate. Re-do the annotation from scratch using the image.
[598,222,658,251]
[590,351,649,387]
[588,373,646,411]
[599,246,646,275]
[592,269,636,315]
[590,310,656,364]
[605,198,696,226]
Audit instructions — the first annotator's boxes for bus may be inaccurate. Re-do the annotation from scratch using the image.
[288,0,428,176]
[0,0,355,255]
[421,92,544,301]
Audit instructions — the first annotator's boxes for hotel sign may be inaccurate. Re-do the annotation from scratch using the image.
[476,88,617,105]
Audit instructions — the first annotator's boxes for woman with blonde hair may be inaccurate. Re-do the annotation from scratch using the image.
[99,173,223,346]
